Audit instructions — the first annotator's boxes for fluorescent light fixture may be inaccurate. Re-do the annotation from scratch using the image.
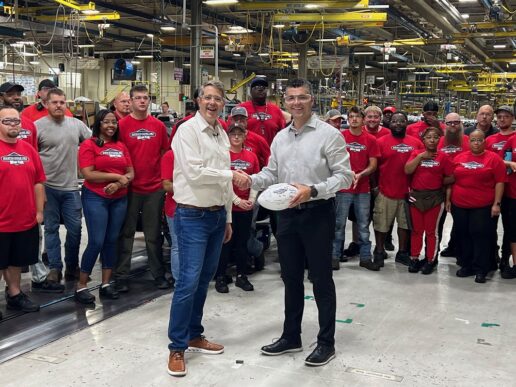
[354,51,374,55]
[146,33,154,38]
[459,0,477,2]
[10,43,24,48]
[461,14,470,19]
[414,71,430,74]
[305,4,320,8]
[429,76,442,79]
[76,44,95,48]
[258,53,270,56]
[184,63,191,66]
[439,79,449,82]
[378,61,397,64]
[273,24,285,28]
[494,44,507,49]
[226,26,253,33]
[510,62,516,65]
[205,0,238,4]
[277,78,288,81]
[81,9,100,15]
[20,52,38,57]
[398,67,416,70]
[99,23,111,28]
[307,50,317,55]
[376,77,384,80]
[29,61,40,65]
[368,4,389,8]
[391,80,398,83]
[220,69,234,72]
[136,54,153,58]
[16,41,34,45]
[160,26,176,31]
[315,38,336,42]
[233,53,241,57]
[131,60,141,64]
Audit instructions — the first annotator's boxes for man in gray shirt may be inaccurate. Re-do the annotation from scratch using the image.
[36,88,91,284]
[237,78,353,367]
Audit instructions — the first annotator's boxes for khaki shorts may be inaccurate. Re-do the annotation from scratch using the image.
[373,192,411,232]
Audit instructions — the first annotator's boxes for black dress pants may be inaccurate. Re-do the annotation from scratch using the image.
[216,210,253,276]
[276,199,336,347]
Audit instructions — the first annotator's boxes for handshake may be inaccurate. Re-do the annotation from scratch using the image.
[232,170,252,189]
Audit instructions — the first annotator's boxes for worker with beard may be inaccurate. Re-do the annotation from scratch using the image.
[21,79,73,123]
[406,101,445,139]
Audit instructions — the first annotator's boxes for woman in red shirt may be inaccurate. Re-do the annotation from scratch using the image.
[405,127,454,274]
[447,129,505,283]
[75,110,134,303]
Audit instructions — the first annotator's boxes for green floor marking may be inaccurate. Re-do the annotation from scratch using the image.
[481,323,500,328]
[350,303,365,308]
[336,319,353,324]
[304,295,314,300]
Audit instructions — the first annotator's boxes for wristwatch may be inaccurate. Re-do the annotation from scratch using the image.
[310,185,318,198]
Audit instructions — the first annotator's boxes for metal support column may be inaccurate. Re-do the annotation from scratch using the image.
[298,44,307,79]
[357,57,366,105]
[190,0,201,97]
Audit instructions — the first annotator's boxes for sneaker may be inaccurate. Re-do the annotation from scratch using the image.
[359,260,381,271]
[235,275,254,291]
[155,276,171,290]
[475,273,487,283]
[331,259,340,271]
[114,279,129,293]
[373,251,387,268]
[456,267,475,277]
[440,246,456,257]
[31,279,65,293]
[74,288,95,304]
[6,291,40,312]
[395,251,412,266]
[167,351,187,377]
[384,237,395,252]
[501,266,516,279]
[421,260,436,275]
[343,242,360,258]
[46,268,62,283]
[408,259,424,273]
[215,276,229,293]
[261,338,303,356]
[99,284,120,299]
[304,344,336,366]
[187,335,224,354]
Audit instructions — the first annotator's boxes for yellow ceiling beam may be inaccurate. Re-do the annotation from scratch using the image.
[54,0,96,12]
[227,72,256,94]
[237,0,369,11]
[460,21,516,30]
[486,57,516,63]
[453,31,516,39]
[272,11,387,23]
[35,11,120,21]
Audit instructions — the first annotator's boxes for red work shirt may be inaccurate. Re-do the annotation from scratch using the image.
[502,136,516,199]
[451,150,506,208]
[244,130,270,169]
[0,139,46,232]
[118,114,169,194]
[406,120,446,140]
[437,135,470,161]
[161,150,177,218]
[340,130,379,194]
[18,116,38,150]
[78,139,133,199]
[230,148,260,212]
[363,125,391,139]
[21,103,73,123]
[239,101,286,146]
[408,150,454,191]
[377,134,424,199]
[485,132,515,158]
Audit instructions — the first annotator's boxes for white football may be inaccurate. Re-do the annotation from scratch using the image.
[258,183,298,211]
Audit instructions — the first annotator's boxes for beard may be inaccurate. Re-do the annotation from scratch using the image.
[391,128,406,138]
[445,130,460,144]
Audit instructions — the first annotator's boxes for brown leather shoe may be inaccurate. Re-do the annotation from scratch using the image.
[47,269,62,283]
[187,335,224,354]
[167,351,186,377]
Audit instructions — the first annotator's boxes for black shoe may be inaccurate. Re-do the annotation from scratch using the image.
[384,238,395,252]
[440,246,456,257]
[501,266,516,279]
[373,251,386,268]
[155,276,171,289]
[304,344,336,366]
[31,279,65,293]
[343,242,360,258]
[408,259,425,273]
[359,260,381,271]
[456,267,475,277]
[421,260,436,275]
[99,284,120,299]
[114,279,129,293]
[74,289,95,304]
[395,251,412,266]
[235,275,254,291]
[6,291,40,312]
[475,273,487,283]
[215,276,229,293]
[261,338,302,356]
[331,259,340,271]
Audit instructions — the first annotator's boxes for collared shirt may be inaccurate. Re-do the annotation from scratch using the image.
[464,123,499,137]
[251,114,353,200]
[171,111,233,222]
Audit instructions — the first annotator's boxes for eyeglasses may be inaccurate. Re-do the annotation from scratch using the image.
[284,94,312,103]
[201,95,224,103]
[101,120,118,125]
[1,118,21,126]
[229,132,244,137]
[470,138,484,143]
[445,121,461,126]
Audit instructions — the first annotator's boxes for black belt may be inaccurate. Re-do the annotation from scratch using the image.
[177,203,224,212]
[294,198,332,210]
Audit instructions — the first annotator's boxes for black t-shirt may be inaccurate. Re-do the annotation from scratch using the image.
[464,124,499,137]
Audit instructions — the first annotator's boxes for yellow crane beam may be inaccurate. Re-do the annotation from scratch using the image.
[236,0,369,11]
[460,21,516,30]
[227,72,256,94]
[54,0,96,12]
[272,11,387,23]
[35,12,120,21]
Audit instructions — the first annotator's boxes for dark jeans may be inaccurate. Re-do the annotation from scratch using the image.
[216,210,253,277]
[276,199,336,347]
[80,187,128,274]
[500,196,511,259]
[451,204,497,275]
[116,190,168,280]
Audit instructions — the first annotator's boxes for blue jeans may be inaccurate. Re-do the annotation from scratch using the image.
[168,207,227,351]
[333,192,372,261]
[166,215,179,281]
[80,187,128,274]
[44,186,82,271]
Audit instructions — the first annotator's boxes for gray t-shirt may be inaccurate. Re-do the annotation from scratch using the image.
[36,116,92,190]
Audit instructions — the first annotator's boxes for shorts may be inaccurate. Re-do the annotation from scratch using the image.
[0,224,39,270]
[373,192,411,232]
[508,197,516,243]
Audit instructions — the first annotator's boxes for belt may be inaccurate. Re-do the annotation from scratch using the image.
[295,199,332,210]
[177,203,224,212]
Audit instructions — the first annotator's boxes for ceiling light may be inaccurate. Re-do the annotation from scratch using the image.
[225,26,253,33]
[233,53,241,57]
[136,54,153,58]
[99,23,111,28]
[368,4,389,8]
[29,61,40,65]
[398,67,416,70]
[378,61,397,64]
[146,33,154,38]
[76,44,95,48]
[376,77,384,80]
[391,80,398,83]
[184,63,191,66]
[307,50,316,55]
[510,62,516,65]
[16,41,34,45]
[204,0,238,4]
[494,44,507,49]
[220,69,234,72]
[277,78,288,81]
[10,43,24,48]
[19,52,37,57]
[414,71,429,74]
[258,53,270,56]
[273,24,285,28]
[459,0,477,2]
[131,60,141,64]
[315,38,336,42]
[81,9,100,15]
[439,79,449,82]
[461,14,470,19]
[305,4,319,8]
[160,26,176,31]
[354,51,375,55]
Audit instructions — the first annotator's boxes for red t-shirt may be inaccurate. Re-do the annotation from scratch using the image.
[239,101,286,146]
[363,125,391,139]
[406,120,446,140]
[501,136,516,199]
[437,135,470,161]
[340,130,379,194]
[160,150,177,218]
[244,130,270,169]
[485,132,515,158]
[408,150,454,191]
[451,151,506,208]
[78,139,133,199]
[119,115,169,194]
[17,116,38,150]
[21,103,73,123]
[0,139,46,232]
[230,148,260,212]
[377,135,424,199]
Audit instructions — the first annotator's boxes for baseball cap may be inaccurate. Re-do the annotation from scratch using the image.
[423,101,439,112]
[0,82,24,94]
[228,123,246,133]
[230,106,248,118]
[383,106,396,114]
[38,79,56,91]
[495,105,514,116]
[250,77,268,88]
[325,109,343,120]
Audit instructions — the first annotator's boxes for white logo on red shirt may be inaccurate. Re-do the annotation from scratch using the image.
[492,141,507,151]
[421,159,440,168]
[18,129,32,139]
[130,128,156,140]
[252,112,272,121]
[441,145,461,154]
[232,159,251,170]
[100,148,124,158]
[460,161,484,170]
[391,143,414,153]
[1,152,29,165]
[346,142,367,152]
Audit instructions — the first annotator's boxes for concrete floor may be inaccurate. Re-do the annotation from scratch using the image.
[1,219,516,386]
